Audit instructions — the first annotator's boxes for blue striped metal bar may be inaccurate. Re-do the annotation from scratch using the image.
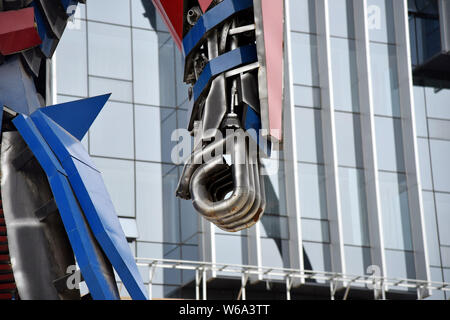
[193,44,257,102]
[182,0,253,57]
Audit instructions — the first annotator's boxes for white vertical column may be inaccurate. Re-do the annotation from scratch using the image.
[245,224,262,282]
[352,0,387,278]
[315,0,346,277]
[283,0,305,283]
[393,0,430,284]
[198,217,216,278]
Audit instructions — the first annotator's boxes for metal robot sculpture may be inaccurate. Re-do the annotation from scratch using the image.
[152,0,285,232]
[0,1,147,300]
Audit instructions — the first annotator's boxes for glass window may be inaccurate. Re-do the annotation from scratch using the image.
[88,22,132,80]
[344,246,372,277]
[163,247,182,285]
[441,246,450,268]
[289,0,316,33]
[417,138,433,190]
[175,47,189,106]
[444,269,450,286]
[385,249,416,280]
[427,267,446,300]
[367,0,396,44]
[263,167,287,216]
[90,101,134,159]
[303,242,332,273]
[89,76,133,103]
[301,219,330,243]
[215,235,243,265]
[135,105,162,162]
[295,107,324,164]
[379,172,413,251]
[435,193,450,246]
[179,196,198,244]
[331,38,359,112]
[132,0,156,30]
[430,140,450,193]
[339,167,370,246]
[422,191,441,266]
[370,43,400,117]
[133,29,176,107]
[261,238,285,269]
[425,88,450,120]
[329,0,355,38]
[87,0,131,26]
[375,117,405,173]
[428,119,450,141]
[119,217,138,239]
[335,112,364,168]
[294,85,321,109]
[56,20,87,97]
[137,242,164,259]
[160,108,178,164]
[161,165,181,244]
[413,86,428,137]
[297,163,328,220]
[290,33,319,87]
[260,215,289,240]
[93,157,135,218]
[135,162,164,242]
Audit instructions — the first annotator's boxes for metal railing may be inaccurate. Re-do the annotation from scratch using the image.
[135,258,450,300]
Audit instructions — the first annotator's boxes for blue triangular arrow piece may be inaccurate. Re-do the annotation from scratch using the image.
[39,94,111,141]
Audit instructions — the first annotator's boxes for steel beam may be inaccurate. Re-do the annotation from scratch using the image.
[315,0,346,278]
[352,0,387,280]
[392,0,430,287]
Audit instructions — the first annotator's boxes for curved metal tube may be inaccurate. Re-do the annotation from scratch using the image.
[188,130,268,232]
[222,161,266,231]
[176,133,233,200]
[190,147,253,221]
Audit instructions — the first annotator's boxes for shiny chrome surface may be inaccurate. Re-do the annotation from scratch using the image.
[178,129,265,232]
[1,132,80,300]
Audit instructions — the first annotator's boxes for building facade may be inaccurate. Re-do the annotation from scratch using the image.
[54,0,449,299]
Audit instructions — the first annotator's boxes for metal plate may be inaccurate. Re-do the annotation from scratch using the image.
[29,110,148,300]
[13,114,121,300]
[1,131,79,300]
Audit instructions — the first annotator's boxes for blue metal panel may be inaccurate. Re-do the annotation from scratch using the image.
[30,1,57,58]
[182,0,254,57]
[244,105,271,157]
[12,115,121,300]
[193,44,257,102]
[0,56,41,115]
[30,110,148,300]
[39,94,111,142]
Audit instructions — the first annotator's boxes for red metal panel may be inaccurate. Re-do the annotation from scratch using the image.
[0,7,42,55]
[198,0,214,12]
[261,0,284,142]
[0,265,11,272]
[0,283,16,291]
[152,0,184,50]
[0,273,14,282]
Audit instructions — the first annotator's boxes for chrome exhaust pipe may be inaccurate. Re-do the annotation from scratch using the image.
[177,129,266,233]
